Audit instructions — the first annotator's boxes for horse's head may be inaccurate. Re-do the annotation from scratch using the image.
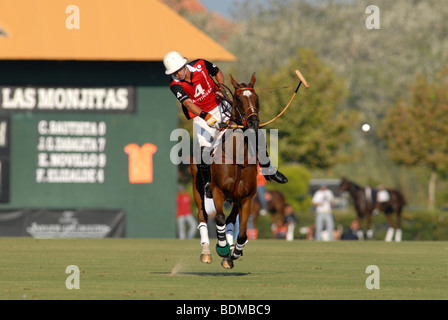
[230,73,260,131]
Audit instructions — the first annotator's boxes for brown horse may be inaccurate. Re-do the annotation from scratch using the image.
[338,177,406,241]
[191,73,260,269]
[250,190,287,239]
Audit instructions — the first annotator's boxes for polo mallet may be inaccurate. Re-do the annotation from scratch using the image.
[222,69,309,129]
[259,69,309,128]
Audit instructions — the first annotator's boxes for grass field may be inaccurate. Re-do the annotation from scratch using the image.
[1,237,447,300]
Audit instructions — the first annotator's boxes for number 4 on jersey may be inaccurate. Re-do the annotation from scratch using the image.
[194,84,205,98]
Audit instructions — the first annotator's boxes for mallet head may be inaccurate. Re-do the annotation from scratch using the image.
[295,69,310,88]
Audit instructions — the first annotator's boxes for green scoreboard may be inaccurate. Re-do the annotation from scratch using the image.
[0,60,178,238]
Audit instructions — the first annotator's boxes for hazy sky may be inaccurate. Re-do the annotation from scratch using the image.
[200,0,234,19]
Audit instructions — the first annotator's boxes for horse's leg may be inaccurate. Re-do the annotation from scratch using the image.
[384,212,395,242]
[278,201,285,228]
[366,212,374,240]
[278,202,287,240]
[198,214,212,263]
[354,204,365,240]
[191,164,212,264]
[231,198,251,260]
[213,191,230,258]
[394,207,403,242]
[220,204,240,269]
[270,209,282,238]
[356,215,364,240]
[225,205,239,246]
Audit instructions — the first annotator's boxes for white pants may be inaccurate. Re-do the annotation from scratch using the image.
[193,101,231,149]
[315,213,334,241]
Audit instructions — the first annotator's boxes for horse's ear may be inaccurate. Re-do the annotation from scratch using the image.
[230,74,238,89]
[249,72,256,87]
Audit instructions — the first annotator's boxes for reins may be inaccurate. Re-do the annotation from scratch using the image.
[219,69,309,129]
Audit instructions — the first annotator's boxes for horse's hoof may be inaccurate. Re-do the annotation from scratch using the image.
[221,258,234,269]
[216,243,230,257]
[200,254,212,264]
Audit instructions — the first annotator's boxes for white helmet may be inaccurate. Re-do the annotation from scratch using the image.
[163,51,187,75]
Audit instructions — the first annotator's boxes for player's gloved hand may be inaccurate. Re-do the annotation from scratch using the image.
[201,112,220,129]
[215,84,228,101]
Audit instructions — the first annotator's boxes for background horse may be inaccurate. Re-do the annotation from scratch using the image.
[250,190,287,239]
[191,73,260,269]
[338,177,406,241]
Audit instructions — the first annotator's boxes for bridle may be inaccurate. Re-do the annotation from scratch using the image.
[234,87,260,127]
[218,84,260,129]
[217,69,309,130]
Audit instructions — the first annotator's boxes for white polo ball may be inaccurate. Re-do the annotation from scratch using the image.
[361,123,371,132]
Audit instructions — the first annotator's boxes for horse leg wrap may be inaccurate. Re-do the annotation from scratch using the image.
[394,229,402,242]
[225,223,235,245]
[215,224,230,257]
[385,227,395,242]
[216,243,230,257]
[198,222,209,245]
[216,224,227,247]
[286,224,294,241]
[356,230,364,240]
[232,241,247,260]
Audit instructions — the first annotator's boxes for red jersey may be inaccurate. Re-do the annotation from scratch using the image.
[176,191,192,217]
[169,59,220,119]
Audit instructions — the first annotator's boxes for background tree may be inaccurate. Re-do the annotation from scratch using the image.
[173,0,448,207]
[255,48,357,168]
[221,0,448,204]
[380,65,448,209]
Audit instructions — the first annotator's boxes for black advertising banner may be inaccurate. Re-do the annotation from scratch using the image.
[0,86,136,113]
[0,208,126,238]
[0,115,10,202]
[0,114,10,155]
[0,159,10,202]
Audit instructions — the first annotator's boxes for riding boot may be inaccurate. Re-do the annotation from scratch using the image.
[259,151,288,184]
[257,130,288,184]
[261,165,288,184]
[198,163,213,198]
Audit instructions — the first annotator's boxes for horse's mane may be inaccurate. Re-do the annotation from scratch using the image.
[342,177,363,191]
